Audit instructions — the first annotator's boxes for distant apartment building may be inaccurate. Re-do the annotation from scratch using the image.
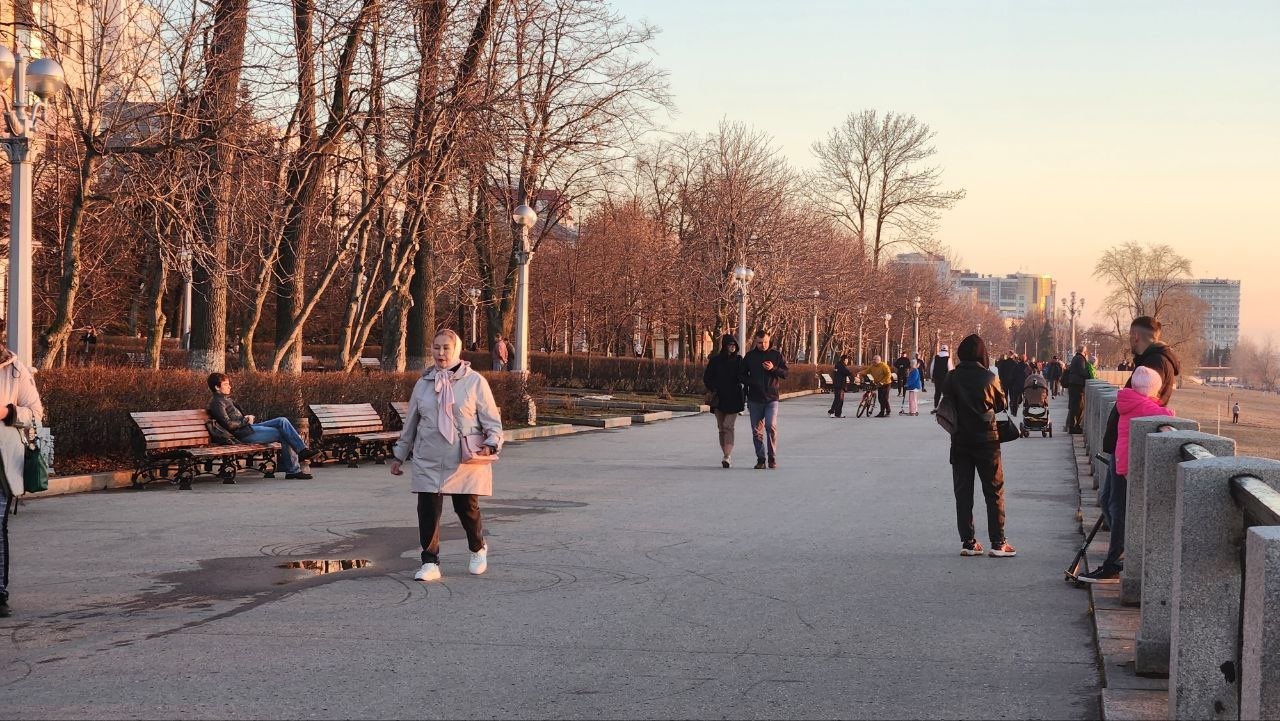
[952,271,1057,321]
[892,252,952,285]
[1183,279,1240,354]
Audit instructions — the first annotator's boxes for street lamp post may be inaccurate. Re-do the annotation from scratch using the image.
[510,204,538,374]
[466,287,481,350]
[882,313,892,359]
[810,289,820,365]
[856,305,867,365]
[1065,292,1085,351]
[733,266,755,356]
[912,295,921,363]
[179,248,193,350]
[0,45,64,365]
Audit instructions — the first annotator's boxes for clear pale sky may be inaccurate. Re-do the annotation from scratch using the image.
[612,0,1280,340]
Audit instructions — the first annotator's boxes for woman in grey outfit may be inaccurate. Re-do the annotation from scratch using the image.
[390,330,504,581]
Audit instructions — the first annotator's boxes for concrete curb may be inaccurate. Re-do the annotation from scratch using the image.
[1071,434,1167,721]
[503,424,582,442]
[34,469,136,498]
[537,414,632,429]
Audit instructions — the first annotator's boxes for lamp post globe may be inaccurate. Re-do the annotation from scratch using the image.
[25,57,65,99]
[510,204,538,374]
[912,295,922,361]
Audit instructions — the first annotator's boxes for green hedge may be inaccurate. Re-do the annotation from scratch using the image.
[38,367,539,475]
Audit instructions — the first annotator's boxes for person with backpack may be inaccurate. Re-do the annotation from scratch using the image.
[940,334,1016,558]
[703,334,747,467]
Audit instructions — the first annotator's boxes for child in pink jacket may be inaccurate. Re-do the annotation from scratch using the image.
[1115,367,1174,477]
[1079,366,1174,584]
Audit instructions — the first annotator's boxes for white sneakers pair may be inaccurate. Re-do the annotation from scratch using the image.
[413,545,488,581]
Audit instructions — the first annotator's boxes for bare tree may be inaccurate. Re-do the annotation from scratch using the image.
[1093,241,1193,320]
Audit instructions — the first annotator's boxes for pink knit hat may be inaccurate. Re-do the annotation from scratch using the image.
[1131,366,1162,398]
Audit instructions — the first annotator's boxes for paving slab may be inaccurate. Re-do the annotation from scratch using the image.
[3,394,1098,719]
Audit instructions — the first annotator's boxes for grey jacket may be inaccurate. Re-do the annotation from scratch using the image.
[392,362,504,495]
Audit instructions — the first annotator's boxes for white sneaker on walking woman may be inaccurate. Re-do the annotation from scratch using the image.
[414,563,442,581]
[469,546,488,575]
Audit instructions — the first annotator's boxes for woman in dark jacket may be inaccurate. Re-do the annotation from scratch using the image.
[940,334,1016,558]
[703,334,747,468]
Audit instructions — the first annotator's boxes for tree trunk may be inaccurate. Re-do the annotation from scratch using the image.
[38,150,99,369]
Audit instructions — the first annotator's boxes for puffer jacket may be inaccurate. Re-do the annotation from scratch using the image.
[943,360,1007,448]
[1104,341,1182,453]
[1114,388,1173,475]
[207,392,253,440]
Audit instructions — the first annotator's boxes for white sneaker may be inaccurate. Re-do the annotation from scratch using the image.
[413,562,441,581]
[469,546,488,575]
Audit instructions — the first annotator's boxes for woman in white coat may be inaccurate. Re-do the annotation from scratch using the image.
[0,347,44,617]
[390,330,503,582]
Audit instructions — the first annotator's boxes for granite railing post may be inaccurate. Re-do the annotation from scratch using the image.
[1241,526,1280,721]
[1134,431,1235,676]
[1122,416,1198,607]
[1169,457,1280,720]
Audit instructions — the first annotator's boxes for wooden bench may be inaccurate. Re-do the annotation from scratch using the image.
[358,357,381,372]
[129,410,281,490]
[819,373,835,393]
[301,355,325,371]
[307,403,400,467]
[126,352,149,367]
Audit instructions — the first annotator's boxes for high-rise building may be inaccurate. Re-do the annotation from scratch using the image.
[891,252,951,285]
[952,271,1056,321]
[1183,279,1240,362]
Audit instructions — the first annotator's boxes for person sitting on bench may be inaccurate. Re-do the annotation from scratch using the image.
[206,373,318,480]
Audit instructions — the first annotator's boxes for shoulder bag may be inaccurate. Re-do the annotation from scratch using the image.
[456,404,499,465]
[996,412,1021,444]
[23,424,49,494]
[935,393,957,435]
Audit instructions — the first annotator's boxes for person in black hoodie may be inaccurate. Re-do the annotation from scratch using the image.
[940,334,1017,558]
[893,352,911,398]
[828,354,853,418]
[743,330,789,469]
[1007,355,1029,417]
[930,345,951,412]
[1064,344,1091,434]
[703,334,747,468]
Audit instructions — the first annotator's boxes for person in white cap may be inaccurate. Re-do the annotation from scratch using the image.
[929,344,952,413]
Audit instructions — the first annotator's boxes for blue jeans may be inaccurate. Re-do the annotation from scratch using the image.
[239,417,306,474]
[1099,456,1127,571]
[747,400,779,461]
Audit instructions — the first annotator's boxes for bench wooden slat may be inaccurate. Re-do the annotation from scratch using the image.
[355,431,400,443]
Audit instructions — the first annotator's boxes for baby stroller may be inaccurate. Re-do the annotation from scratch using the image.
[1019,373,1052,437]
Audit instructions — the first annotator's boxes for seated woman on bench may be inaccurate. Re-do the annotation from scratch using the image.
[206,373,318,479]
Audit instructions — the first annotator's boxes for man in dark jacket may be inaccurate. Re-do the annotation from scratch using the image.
[1007,355,1030,417]
[893,352,911,398]
[207,373,318,479]
[1081,316,1182,585]
[1044,355,1065,397]
[1065,344,1090,434]
[743,330,789,469]
[930,345,951,412]
[703,334,747,468]
[828,354,853,418]
[940,334,1016,558]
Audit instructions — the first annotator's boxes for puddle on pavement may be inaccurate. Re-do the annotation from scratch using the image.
[279,559,371,574]
[487,498,588,509]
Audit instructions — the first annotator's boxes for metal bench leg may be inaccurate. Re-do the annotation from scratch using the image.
[218,459,238,484]
[177,461,196,491]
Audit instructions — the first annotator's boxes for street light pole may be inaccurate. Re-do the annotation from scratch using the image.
[511,204,538,374]
[860,306,870,366]
[883,313,892,359]
[912,295,921,363]
[810,289,820,365]
[733,266,755,356]
[1066,291,1084,351]
[466,287,480,350]
[0,45,64,366]
[179,248,193,350]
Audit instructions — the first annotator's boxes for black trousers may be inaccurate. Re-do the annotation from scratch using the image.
[877,386,891,415]
[828,387,846,416]
[1067,386,1085,432]
[417,492,485,564]
[1009,388,1023,416]
[0,484,9,599]
[951,444,1006,545]
[933,379,945,408]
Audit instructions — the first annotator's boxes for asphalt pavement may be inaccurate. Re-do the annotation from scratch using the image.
[2,390,1098,719]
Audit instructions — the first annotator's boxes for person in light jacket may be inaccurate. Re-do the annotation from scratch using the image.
[0,347,44,617]
[391,329,503,582]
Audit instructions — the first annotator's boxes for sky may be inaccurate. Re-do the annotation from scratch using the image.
[610,0,1280,340]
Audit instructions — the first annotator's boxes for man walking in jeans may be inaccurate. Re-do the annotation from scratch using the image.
[743,330,788,469]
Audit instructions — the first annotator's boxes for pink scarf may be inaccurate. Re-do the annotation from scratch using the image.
[433,367,457,444]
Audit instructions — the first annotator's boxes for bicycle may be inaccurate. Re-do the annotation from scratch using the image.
[854,376,877,418]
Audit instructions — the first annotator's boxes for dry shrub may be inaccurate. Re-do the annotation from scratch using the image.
[38,366,539,475]
[527,353,819,395]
